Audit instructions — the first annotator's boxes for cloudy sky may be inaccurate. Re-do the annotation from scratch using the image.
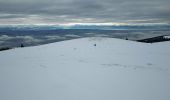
[0,0,170,25]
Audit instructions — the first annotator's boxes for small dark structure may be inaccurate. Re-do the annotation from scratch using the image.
[125,37,128,40]
[21,44,24,47]
[94,44,96,46]
[137,35,170,43]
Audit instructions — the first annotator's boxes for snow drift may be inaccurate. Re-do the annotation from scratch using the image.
[0,37,170,100]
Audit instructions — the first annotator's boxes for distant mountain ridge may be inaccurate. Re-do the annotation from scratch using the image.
[137,35,170,43]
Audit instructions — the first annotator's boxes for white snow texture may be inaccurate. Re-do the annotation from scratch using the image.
[0,37,170,100]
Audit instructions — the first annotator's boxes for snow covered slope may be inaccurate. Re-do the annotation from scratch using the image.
[0,37,170,100]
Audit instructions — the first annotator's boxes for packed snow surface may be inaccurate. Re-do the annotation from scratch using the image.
[0,37,170,100]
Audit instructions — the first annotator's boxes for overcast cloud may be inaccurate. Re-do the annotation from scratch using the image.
[0,0,170,25]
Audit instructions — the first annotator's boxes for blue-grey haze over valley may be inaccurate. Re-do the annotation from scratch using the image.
[0,0,170,48]
[0,25,170,48]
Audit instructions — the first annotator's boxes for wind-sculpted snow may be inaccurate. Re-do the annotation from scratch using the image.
[0,37,170,100]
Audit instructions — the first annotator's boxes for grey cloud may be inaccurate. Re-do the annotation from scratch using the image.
[0,35,13,40]
[0,35,42,47]
[0,35,40,43]
[0,41,4,44]
[45,35,66,40]
[0,0,170,24]
[15,36,42,43]
[65,34,81,38]
[0,14,27,19]
[94,34,109,37]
